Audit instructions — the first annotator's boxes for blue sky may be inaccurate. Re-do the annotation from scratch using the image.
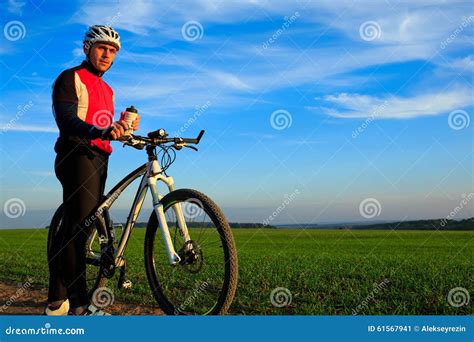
[1,0,473,228]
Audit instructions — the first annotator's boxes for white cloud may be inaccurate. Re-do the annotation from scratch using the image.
[72,1,473,49]
[210,71,254,91]
[446,56,474,72]
[28,171,55,177]
[7,0,25,15]
[1,124,58,133]
[68,0,472,107]
[73,0,157,35]
[319,87,473,119]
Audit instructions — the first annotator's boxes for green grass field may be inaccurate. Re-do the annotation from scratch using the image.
[0,228,472,315]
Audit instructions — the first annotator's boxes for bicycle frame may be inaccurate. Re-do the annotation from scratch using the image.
[88,155,191,267]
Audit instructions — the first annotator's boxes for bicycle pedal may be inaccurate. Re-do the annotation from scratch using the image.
[119,279,133,290]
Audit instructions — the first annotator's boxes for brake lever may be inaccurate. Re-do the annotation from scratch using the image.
[122,139,145,150]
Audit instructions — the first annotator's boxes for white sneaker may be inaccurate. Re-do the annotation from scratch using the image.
[69,304,111,316]
[44,299,70,316]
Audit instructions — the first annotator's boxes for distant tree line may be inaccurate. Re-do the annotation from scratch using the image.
[340,218,473,230]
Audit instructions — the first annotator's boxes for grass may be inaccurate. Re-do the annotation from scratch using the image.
[0,228,472,315]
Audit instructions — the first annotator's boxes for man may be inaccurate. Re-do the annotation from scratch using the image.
[46,25,139,316]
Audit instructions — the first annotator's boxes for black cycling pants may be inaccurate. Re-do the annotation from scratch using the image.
[48,147,108,308]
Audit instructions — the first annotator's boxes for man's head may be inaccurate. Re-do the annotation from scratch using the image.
[83,25,121,72]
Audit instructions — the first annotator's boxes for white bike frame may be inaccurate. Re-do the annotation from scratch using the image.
[91,157,192,267]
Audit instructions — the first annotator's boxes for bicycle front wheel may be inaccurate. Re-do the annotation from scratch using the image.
[144,189,238,315]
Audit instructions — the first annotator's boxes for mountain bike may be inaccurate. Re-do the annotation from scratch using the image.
[47,129,238,315]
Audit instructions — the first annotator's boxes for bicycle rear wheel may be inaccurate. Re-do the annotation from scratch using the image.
[47,205,107,299]
[144,189,238,315]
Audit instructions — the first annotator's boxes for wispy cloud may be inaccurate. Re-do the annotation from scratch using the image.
[317,87,473,119]
[60,0,473,120]
[28,171,55,177]
[1,124,58,133]
[7,0,25,15]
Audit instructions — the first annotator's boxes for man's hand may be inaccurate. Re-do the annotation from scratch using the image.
[104,120,129,140]
[120,112,140,131]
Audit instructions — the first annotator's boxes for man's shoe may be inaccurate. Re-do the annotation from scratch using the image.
[44,299,70,316]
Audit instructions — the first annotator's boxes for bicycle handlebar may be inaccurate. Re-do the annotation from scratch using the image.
[120,129,205,150]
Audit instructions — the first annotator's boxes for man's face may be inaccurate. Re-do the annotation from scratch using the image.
[84,42,117,72]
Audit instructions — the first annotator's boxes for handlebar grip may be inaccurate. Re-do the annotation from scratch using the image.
[179,130,205,144]
[196,130,205,143]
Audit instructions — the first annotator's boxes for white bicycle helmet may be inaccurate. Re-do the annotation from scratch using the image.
[83,25,121,51]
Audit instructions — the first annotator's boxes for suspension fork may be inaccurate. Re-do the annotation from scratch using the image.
[147,159,191,265]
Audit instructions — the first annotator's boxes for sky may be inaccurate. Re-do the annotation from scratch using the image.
[0,0,473,228]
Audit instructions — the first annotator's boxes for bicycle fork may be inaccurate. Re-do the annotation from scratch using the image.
[147,160,191,265]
